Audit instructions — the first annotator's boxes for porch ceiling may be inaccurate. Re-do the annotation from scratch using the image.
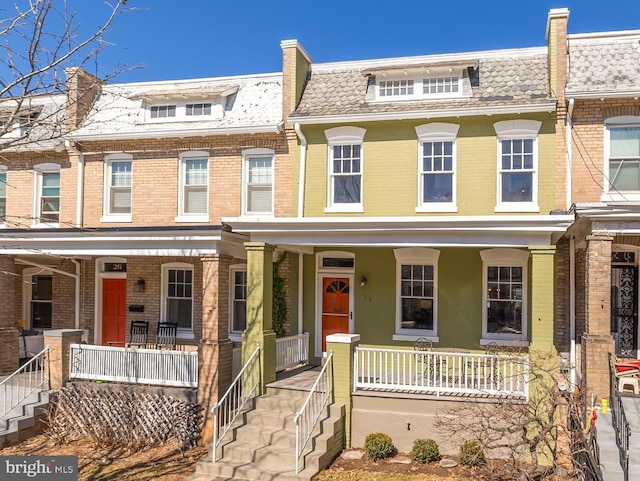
[223,215,574,248]
[0,226,249,257]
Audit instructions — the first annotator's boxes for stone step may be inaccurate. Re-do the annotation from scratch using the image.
[254,393,306,413]
[193,455,322,481]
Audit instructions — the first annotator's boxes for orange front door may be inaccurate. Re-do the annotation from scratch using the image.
[102,278,126,345]
[321,277,350,351]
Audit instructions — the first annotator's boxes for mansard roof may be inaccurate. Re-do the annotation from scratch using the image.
[70,72,283,141]
[566,31,640,98]
[290,47,553,123]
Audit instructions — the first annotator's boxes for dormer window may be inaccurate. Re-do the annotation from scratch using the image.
[150,105,176,119]
[423,76,459,95]
[379,79,414,97]
[186,103,212,116]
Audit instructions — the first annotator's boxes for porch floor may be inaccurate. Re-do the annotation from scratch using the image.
[267,365,321,392]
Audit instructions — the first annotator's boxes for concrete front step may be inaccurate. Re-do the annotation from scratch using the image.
[0,391,50,448]
[192,385,345,481]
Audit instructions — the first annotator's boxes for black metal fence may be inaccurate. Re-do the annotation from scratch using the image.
[567,399,604,481]
[609,353,631,481]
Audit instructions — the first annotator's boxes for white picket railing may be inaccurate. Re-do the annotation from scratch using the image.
[212,344,261,462]
[0,347,49,421]
[354,347,529,400]
[294,351,334,473]
[276,333,309,372]
[68,344,198,388]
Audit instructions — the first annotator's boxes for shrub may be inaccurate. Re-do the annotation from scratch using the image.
[363,432,395,461]
[459,440,486,466]
[411,438,441,463]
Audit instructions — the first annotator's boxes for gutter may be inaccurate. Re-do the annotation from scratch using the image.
[287,103,557,125]
[294,123,307,218]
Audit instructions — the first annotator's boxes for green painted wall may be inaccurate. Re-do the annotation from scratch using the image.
[300,114,555,217]
[301,246,556,354]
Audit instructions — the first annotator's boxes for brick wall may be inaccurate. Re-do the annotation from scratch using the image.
[0,257,16,327]
[554,237,570,352]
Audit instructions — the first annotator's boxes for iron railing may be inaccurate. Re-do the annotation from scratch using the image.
[609,353,631,481]
[567,398,604,481]
[212,344,261,462]
[294,351,334,473]
[0,347,49,421]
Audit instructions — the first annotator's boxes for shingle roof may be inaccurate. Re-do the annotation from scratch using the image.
[290,49,551,120]
[71,73,283,139]
[566,34,640,96]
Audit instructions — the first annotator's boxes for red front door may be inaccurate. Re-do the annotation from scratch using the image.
[321,277,350,351]
[102,279,126,345]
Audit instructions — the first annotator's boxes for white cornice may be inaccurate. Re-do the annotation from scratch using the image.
[288,103,556,125]
[568,29,640,42]
[566,91,640,100]
[106,72,282,89]
[68,124,283,141]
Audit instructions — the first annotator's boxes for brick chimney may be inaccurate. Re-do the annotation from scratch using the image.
[64,67,103,132]
[280,39,312,121]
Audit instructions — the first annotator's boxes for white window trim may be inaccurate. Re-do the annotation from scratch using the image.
[324,127,366,213]
[161,262,195,339]
[415,123,459,213]
[32,163,60,228]
[175,151,209,223]
[392,247,440,342]
[0,165,6,228]
[374,71,466,102]
[493,120,541,213]
[602,116,640,202]
[242,148,275,216]
[480,248,529,343]
[101,154,133,223]
[229,264,247,341]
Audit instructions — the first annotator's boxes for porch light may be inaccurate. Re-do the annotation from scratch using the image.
[359,275,368,287]
[134,278,146,293]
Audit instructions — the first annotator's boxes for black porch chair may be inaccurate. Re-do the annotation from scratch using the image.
[155,322,178,350]
[127,320,149,348]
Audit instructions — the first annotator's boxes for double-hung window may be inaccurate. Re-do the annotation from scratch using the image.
[324,127,366,213]
[604,118,640,201]
[162,263,194,335]
[415,123,459,212]
[150,105,176,118]
[494,120,541,212]
[0,167,6,224]
[393,247,440,341]
[102,154,132,222]
[480,248,529,343]
[176,152,209,222]
[229,265,247,338]
[243,148,274,215]
[33,163,60,226]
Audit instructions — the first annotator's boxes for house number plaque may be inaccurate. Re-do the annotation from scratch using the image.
[105,262,127,272]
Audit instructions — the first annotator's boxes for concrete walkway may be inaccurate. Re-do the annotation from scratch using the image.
[596,395,640,481]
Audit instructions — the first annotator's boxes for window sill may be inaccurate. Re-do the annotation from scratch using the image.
[174,215,209,223]
[494,204,540,213]
[229,333,243,342]
[324,205,364,214]
[31,223,60,229]
[100,215,132,223]
[480,338,529,347]
[601,192,640,202]
[393,334,439,343]
[416,204,458,213]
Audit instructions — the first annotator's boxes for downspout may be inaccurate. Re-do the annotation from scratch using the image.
[569,236,576,387]
[72,259,81,330]
[298,252,304,335]
[566,98,574,211]
[294,122,307,218]
[66,139,84,228]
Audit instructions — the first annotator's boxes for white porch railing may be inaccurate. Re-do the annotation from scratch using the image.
[276,333,309,372]
[212,344,261,462]
[69,344,198,388]
[354,347,529,400]
[294,351,334,473]
[19,334,44,359]
[1,347,49,421]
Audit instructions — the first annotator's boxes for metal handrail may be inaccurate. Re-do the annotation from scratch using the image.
[0,346,50,421]
[294,351,334,473]
[609,353,631,481]
[211,344,261,462]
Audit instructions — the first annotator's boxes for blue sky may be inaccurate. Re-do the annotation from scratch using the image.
[78,0,640,83]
